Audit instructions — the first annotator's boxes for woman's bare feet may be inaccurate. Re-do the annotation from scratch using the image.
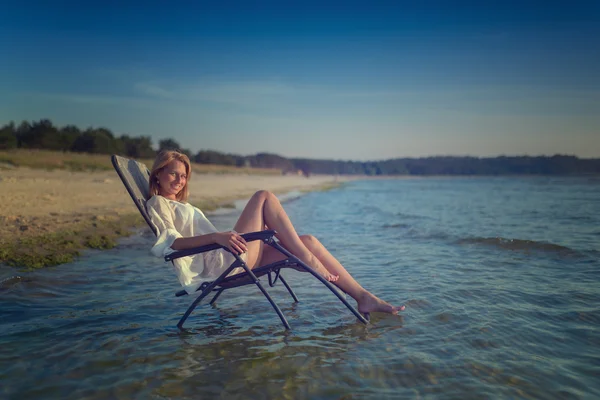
[312,263,340,282]
[357,291,405,315]
[298,253,340,282]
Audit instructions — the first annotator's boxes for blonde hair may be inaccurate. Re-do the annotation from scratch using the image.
[149,150,192,202]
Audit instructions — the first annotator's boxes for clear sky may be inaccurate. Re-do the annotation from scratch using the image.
[1,1,599,160]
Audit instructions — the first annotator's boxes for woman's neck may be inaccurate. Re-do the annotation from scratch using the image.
[159,192,177,201]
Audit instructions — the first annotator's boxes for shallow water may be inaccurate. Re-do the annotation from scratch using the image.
[2,177,599,399]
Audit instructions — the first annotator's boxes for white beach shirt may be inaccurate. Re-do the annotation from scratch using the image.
[146,195,246,294]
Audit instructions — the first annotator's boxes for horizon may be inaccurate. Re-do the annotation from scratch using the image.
[1,1,599,160]
[3,132,598,162]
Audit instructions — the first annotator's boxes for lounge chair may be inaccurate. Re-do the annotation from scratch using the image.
[111,155,369,329]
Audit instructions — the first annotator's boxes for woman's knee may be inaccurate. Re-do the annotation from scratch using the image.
[252,190,275,202]
[300,234,319,248]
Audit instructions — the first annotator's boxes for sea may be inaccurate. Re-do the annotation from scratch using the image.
[1,177,599,399]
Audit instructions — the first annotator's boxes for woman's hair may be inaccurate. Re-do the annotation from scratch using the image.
[149,150,192,202]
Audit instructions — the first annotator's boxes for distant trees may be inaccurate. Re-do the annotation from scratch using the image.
[72,127,121,154]
[59,125,82,150]
[1,118,599,175]
[121,135,155,159]
[158,138,181,152]
[19,119,58,150]
[246,153,294,170]
[0,119,156,159]
[0,118,212,164]
[158,138,193,158]
[194,150,240,166]
[0,121,17,149]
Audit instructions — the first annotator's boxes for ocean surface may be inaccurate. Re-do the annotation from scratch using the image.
[1,177,599,399]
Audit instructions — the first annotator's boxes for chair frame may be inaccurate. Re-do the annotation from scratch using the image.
[111,155,368,329]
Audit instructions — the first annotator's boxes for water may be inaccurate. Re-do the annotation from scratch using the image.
[2,177,599,399]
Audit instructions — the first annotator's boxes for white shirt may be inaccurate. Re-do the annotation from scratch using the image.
[146,195,246,294]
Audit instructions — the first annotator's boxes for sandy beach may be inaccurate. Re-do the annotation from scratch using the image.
[0,166,344,267]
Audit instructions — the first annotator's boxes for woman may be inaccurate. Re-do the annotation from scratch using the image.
[147,150,404,316]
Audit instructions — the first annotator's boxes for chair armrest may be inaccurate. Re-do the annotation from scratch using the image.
[165,229,277,261]
[240,229,277,242]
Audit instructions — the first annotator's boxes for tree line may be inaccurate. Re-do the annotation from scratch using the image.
[1,119,599,175]
[0,119,158,159]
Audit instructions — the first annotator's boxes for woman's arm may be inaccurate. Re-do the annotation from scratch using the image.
[171,231,248,255]
[147,196,247,256]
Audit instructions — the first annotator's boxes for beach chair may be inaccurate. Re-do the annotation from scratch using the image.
[111,155,369,329]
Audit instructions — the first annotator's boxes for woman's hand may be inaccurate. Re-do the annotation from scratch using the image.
[213,231,248,255]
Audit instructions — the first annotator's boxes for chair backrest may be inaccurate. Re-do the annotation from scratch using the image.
[111,155,158,236]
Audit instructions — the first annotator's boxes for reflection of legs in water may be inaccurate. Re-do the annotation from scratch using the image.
[235,190,405,315]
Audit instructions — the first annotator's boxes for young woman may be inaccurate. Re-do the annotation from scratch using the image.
[147,150,404,316]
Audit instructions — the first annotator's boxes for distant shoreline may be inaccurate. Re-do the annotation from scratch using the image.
[1,148,599,177]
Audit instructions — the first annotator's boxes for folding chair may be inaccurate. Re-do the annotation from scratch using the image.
[111,155,369,329]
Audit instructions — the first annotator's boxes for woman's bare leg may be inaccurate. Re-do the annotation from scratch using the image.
[256,230,405,314]
[299,235,405,314]
[233,191,338,281]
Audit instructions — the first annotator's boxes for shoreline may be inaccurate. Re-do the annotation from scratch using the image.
[0,167,350,269]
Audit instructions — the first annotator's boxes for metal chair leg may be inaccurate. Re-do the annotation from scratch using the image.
[209,288,225,305]
[279,275,299,303]
[177,288,214,329]
[227,253,291,330]
[177,265,237,329]
[253,278,291,330]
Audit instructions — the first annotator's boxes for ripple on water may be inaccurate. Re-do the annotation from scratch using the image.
[2,177,600,398]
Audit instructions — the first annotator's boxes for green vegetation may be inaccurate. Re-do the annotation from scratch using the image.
[0,149,114,171]
[2,118,599,176]
[0,119,280,175]
[0,149,280,175]
[0,214,144,269]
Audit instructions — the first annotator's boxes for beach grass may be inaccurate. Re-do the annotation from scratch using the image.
[0,214,146,269]
[0,149,281,175]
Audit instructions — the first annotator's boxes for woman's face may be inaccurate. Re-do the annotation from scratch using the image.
[156,160,188,200]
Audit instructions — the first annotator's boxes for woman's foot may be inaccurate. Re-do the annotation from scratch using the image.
[357,291,405,315]
[305,261,339,282]
[314,264,339,282]
[297,253,340,282]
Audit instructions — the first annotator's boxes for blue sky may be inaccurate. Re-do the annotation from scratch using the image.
[1,1,599,160]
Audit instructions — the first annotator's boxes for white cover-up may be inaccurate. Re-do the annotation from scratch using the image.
[146,195,247,294]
